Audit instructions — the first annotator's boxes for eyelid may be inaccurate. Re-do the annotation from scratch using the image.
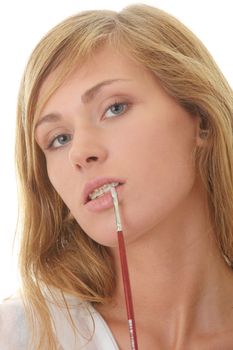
[46,133,72,150]
[104,102,131,120]
[102,96,132,114]
[38,128,71,151]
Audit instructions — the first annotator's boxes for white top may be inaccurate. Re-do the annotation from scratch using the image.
[0,292,120,350]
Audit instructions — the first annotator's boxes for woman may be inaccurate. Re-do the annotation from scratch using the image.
[1,3,233,349]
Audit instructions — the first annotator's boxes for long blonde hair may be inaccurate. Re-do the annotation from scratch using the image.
[16,4,233,349]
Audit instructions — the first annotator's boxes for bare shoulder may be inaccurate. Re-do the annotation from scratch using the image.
[0,293,29,349]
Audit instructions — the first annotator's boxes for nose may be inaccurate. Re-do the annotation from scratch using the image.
[68,129,108,169]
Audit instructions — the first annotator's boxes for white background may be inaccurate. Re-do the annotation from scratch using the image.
[0,0,232,301]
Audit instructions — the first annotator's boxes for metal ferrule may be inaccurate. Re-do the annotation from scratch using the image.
[110,187,122,232]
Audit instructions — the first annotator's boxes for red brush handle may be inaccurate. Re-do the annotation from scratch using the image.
[117,231,139,350]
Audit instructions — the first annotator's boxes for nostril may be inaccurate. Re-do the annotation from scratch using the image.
[86,156,98,163]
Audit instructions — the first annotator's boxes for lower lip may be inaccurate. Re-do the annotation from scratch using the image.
[85,185,123,212]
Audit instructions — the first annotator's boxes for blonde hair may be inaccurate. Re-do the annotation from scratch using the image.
[16,4,233,349]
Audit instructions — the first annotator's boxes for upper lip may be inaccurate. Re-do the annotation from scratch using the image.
[83,176,125,204]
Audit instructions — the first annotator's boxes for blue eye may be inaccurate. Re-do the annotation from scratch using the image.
[48,134,72,150]
[105,102,129,118]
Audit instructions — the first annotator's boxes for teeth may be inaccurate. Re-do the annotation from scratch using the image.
[89,182,119,200]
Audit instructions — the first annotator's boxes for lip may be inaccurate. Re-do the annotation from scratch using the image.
[84,184,124,212]
[82,176,126,205]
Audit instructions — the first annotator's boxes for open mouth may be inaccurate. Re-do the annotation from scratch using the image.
[87,182,123,202]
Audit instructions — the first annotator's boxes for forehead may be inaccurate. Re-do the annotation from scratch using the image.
[34,46,161,130]
[39,45,149,98]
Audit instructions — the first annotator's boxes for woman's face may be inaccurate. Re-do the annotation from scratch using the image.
[35,46,201,247]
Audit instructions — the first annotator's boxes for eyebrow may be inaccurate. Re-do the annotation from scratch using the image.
[35,78,131,130]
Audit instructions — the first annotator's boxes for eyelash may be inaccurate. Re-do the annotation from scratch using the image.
[45,100,131,151]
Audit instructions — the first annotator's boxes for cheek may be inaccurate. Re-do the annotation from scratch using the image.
[115,110,196,176]
[46,157,72,202]
[115,112,197,218]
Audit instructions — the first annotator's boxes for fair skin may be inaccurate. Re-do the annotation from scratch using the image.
[35,46,233,349]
